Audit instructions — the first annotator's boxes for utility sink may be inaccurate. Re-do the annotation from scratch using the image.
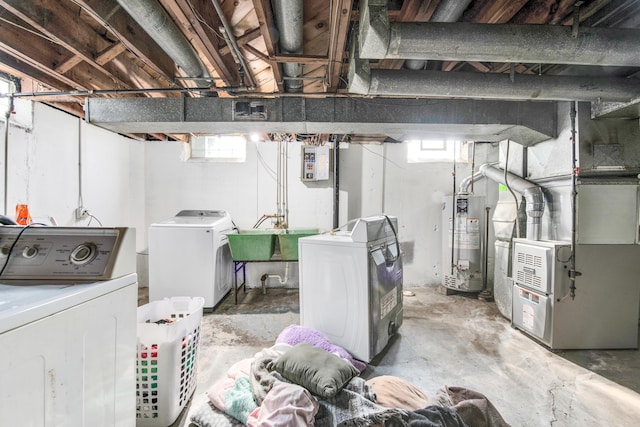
[227,230,277,261]
[277,229,319,261]
[227,228,319,261]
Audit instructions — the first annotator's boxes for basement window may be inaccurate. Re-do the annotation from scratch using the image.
[406,139,469,163]
[0,77,14,114]
[189,135,247,162]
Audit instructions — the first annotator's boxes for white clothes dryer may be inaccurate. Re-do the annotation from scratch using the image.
[298,215,403,362]
[149,210,235,310]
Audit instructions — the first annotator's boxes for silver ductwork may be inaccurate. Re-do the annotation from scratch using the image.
[85,97,557,146]
[273,0,303,92]
[460,164,544,241]
[402,0,472,70]
[349,67,640,102]
[431,0,473,22]
[359,0,640,67]
[116,0,208,78]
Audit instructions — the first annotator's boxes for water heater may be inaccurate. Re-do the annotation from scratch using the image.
[442,195,485,292]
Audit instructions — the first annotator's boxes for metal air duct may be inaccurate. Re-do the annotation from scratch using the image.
[273,0,304,92]
[402,0,472,70]
[349,66,640,102]
[359,0,640,67]
[116,0,208,78]
[460,163,544,241]
[431,0,473,22]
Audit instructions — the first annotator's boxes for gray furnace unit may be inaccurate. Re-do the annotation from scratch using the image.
[511,238,640,349]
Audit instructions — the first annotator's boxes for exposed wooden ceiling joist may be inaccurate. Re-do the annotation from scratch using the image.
[0,0,637,141]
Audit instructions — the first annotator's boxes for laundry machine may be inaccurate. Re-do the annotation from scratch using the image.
[0,226,138,426]
[149,210,235,310]
[298,215,403,362]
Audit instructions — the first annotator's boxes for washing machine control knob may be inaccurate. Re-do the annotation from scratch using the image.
[70,243,98,266]
[0,246,10,258]
[22,246,39,259]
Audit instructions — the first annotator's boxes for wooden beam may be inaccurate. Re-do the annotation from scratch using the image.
[326,0,353,91]
[55,41,128,75]
[273,54,330,65]
[0,20,85,89]
[251,0,284,92]
[0,52,76,92]
[0,0,131,89]
[463,0,528,23]
[560,0,612,25]
[72,0,176,83]
[220,28,262,56]
[468,61,491,72]
[95,42,128,65]
[243,44,269,63]
[55,56,83,74]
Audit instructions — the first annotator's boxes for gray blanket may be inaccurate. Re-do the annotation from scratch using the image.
[250,350,405,426]
[433,386,511,427]
[315,377,407,427]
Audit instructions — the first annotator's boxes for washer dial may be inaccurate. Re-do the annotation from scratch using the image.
[70,243,98,266]
[22,246,39,259]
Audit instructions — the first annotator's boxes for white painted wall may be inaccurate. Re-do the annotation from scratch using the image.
[0,101,145,255]
[2,101,143,227]
[1,100,498,290]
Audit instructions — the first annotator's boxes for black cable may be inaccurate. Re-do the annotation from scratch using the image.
[0,223,46,278]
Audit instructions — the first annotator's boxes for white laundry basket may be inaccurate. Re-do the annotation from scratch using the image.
[136,296,205,426]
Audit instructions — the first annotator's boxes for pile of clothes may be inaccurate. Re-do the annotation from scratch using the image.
[190,325,510,427]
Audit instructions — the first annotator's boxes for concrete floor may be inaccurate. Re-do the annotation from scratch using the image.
[139,285,640,426]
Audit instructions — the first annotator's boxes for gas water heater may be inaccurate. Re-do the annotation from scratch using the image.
[442,194,485,292]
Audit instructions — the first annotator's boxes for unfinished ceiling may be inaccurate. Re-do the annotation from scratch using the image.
[1,0,639,142]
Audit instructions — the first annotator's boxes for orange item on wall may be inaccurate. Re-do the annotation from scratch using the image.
[15,204,32,225]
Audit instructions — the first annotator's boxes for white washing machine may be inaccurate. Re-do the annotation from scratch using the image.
[149,210,235,310]
[298,215,403,362]
[0,226,138,426]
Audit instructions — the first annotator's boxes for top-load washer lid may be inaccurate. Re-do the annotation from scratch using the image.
[151,210,232,228]
[338,215,398,243]
[176,210,227,218]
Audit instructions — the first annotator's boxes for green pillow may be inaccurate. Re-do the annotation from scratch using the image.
[271,343,359,398]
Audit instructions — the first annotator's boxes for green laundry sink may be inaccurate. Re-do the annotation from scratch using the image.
[227,230,277,261]
[277,228,319,261]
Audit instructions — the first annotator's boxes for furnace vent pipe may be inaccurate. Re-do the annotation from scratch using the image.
[117,0,209,78]
[460,163,544,241]
[274,0,304,92]
[359,2,640,67]
[350,68,640,102]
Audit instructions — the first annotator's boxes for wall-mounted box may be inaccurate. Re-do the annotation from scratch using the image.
[301,145,330,181]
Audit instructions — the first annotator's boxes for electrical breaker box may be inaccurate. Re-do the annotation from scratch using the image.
[301,145,330,181]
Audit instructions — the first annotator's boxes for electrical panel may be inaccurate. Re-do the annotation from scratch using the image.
[301,145,330,181]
